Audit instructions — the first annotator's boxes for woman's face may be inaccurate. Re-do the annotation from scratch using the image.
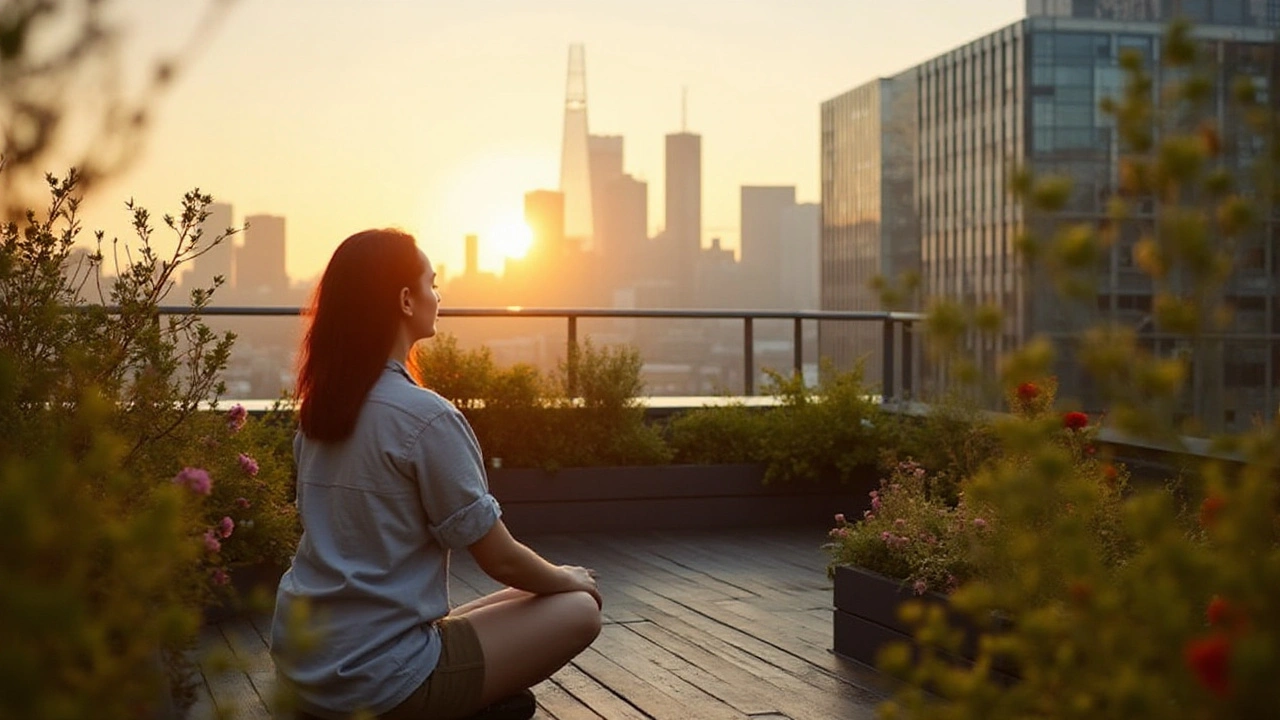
[405,250,440,342]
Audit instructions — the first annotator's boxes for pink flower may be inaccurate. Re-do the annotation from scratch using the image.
[218,516,235,539]
[203,529,221,553]
[226,404,248,432]
[237,453,259,477]
[871,496,883,512]
[913,579,928,595]
[211,569,230,586]
[973,518,988,529]
[833,513,846,525]
[894,518,906,528]
[173,467,212,496]
[235,497,251,510]
[880,531,892,543]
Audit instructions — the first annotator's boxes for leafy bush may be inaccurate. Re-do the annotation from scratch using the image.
[756,361,883,484]
[0,170,297,715]
[411,335,671,469]
[665,402,771,465]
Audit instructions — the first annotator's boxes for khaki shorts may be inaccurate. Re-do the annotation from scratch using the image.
[380,616,486,720]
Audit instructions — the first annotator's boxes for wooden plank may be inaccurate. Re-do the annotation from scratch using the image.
[586,623,743,720]
[625,619,858,720]
[571,645,730,720]
[198,626,272,720]
[551,663,652,720]
[616,621,782,716]
[530,677,604,720]
[619,583,880,710]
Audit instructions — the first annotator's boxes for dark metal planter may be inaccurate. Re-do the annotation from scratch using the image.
[832,565,1017,682]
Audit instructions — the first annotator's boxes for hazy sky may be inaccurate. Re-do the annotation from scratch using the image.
[81,0,1024,283]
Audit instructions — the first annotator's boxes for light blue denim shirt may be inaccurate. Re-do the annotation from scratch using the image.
[271,360,501,718]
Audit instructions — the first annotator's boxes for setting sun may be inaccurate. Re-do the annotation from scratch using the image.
[486,217,535,261]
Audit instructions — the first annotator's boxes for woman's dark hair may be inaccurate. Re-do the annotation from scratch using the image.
[296,228,426,442]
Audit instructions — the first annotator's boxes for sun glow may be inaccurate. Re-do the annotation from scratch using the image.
[486,217,535,261]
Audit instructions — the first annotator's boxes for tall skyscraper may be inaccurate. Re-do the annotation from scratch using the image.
[588,134,624,255]
[740,186,797,309]
[665,131,701,305]
[819,74,920,383]
[822,0,1280,428]
[559,44,594,245]
[237,214,287,301]
[780,203,821,311]
[186,202,234,295]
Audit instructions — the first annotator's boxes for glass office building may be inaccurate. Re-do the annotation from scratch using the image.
[822,0,1280,429]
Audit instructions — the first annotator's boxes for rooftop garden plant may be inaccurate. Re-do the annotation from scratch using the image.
[857,20,1280,718]
[0,169,298,715]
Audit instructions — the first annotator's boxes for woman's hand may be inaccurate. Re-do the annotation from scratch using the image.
[559,565,602,608]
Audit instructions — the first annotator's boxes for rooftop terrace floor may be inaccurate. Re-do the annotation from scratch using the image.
[194,527,888,719]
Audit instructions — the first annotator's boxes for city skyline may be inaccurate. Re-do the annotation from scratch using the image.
[73,0,1024,284]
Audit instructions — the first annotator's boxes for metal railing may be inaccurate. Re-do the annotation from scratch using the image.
[157,306,925,400]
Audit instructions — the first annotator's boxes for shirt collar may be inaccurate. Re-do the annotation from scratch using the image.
[385,358,417,385]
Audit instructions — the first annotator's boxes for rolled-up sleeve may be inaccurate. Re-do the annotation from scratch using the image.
[410,409,501,549]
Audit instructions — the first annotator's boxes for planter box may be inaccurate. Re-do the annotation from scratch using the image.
[489,463,876,535]
[833,565,1016,682]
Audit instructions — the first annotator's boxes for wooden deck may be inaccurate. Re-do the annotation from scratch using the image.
[193,527,888,719]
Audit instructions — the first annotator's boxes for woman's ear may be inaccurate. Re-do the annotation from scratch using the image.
[399,287,413,316]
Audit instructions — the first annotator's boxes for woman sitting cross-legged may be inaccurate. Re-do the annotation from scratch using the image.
[271,228,602,720]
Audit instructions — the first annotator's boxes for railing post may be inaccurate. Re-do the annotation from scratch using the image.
[882,318,895,405]
[902,320,914,400]
[793,318,803,381]
[567,314,578,398]
[744,317,755,396]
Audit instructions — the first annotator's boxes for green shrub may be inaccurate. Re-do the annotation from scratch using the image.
[411,335,671,469]
[0,170,297,714]
[0,381,204,719]
[665,402,770,465]
[757,361,883,484]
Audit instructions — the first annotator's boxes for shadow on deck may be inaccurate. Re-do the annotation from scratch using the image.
[194,527,889,720]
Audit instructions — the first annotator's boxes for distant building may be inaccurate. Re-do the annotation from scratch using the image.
[185,202,234,296]
[559,44,594,245]
[779,203,820,311]
[822,0,1280,428]
[665,131,702,305]
[740,185,797,309]
[237,214,287,302]
[819,74,920,387]
[589,134,624,256]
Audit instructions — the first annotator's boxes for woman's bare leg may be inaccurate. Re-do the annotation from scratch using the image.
[450,587,533,616]
[461,590,602,707]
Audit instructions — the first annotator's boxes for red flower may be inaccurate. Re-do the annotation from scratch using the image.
[1103,464,1118,483]
[1200,495,1226,528]
[1207,595,1247,633]
[1017,382,1040,402]
[1184,634,1231,698]
[1207,596,1230,628]
[1063,411,1090,431]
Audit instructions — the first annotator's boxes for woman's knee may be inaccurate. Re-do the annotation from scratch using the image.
[558,591,602,645]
